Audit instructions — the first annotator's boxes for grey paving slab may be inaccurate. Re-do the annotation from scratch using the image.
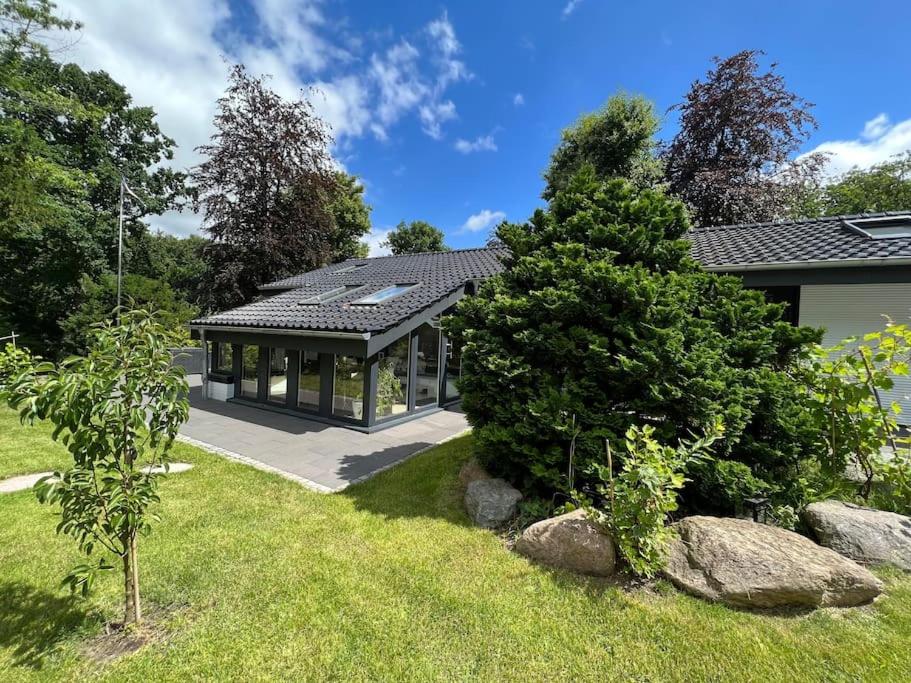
[179,379,469,492]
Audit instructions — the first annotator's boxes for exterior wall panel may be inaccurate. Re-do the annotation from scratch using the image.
[799,283,911,423]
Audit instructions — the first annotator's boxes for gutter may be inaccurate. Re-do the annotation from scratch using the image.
[702,256,911,273]
[188,324,371,340]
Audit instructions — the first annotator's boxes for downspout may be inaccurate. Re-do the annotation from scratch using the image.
[200,328,208,400]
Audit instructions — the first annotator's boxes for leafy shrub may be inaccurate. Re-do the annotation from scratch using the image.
[874,450,911,514]
[588,422,723,577]
[447,169,823,512]
[805,321,911,500]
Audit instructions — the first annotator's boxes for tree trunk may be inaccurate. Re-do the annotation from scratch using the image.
[122,532,142,625]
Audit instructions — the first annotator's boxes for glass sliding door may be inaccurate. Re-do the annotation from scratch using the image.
[415,323,440,408]
[267,347,287,403]
[298,350,320,412]
[375,335,409,420]
[333,355,365,419]
[443,340,461,402]
[240,345,259,399]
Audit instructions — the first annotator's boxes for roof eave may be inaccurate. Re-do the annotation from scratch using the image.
[188,323,371,340]
[702,256,911,273]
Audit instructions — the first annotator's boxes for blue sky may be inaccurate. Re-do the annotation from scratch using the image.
[55,0,911,253]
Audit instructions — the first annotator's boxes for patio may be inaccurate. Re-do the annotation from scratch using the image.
[179,376,469,492]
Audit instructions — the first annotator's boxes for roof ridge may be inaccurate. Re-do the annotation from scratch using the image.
[690,210,911,233]
[341,245,507,262]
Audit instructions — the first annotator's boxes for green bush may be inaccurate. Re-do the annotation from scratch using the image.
[446,169,824,512]
[588,422,723,577]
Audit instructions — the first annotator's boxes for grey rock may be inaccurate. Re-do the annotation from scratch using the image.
[663,516,882,609]
[458,458,491,488]
[803,499,911,571]
[465,478,522,528]
[515,509,616,576]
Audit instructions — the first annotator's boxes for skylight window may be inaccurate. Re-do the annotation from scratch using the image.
[333,263,367,275]
[352,284,418,305]
[297,285,363,306]
[845,216,911,239]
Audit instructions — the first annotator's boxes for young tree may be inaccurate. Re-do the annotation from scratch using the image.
[383,220,448,255]
[446,168,822,510]
[822,152,911,215]
[663,50,826,227]
[328,171,372,261]
[543,93,663,200]
[193,65,337,311]
[0,309,190,625]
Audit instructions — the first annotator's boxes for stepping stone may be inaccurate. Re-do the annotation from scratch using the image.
[1,464,193,494]
[0,472,54,494]
[144,463,194,475]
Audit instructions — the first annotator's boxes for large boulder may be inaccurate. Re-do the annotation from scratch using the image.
[465,478,522,528]
[515,509,616,576]
[458,458,491,488]
[803,500,911,571]
[663,516,882,609]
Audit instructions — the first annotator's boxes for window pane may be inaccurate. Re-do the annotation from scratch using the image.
[354,284,415,305]
[415,323,439,407]
[214,343,233,374]
[445,342,461,401]
[241,345,258,399]
[298,350,320,411]
[333,355,365,419]
[268,348,287,403]
[376,336,409,420]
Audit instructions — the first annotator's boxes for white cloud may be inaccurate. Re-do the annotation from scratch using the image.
[513,93,524,106]
[426,10,470,90]
[454,134,497,154]
[562,0,583,18]
[862,113,890,140]
[49,1,474,234]
[419,99,457,139]
[802,113,911,177]
[363,228,392,257]
[462,209,506,233]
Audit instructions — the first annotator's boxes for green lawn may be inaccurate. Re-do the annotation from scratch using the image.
[1,408,910,681]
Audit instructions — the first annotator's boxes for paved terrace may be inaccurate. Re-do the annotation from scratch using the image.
[179,377,469,492]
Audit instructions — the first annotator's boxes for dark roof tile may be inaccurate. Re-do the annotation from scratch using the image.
[688,211,911,270]
[191,247,507,334]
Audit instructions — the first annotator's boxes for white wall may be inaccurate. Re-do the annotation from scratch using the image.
[799,283,911,423]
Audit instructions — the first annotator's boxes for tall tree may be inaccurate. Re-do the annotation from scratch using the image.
[128,231,210,307]
[328,171,372,262]
[447,167,822,511]
[822,152,911,215]
[543,93,662,200]
[382,220,448,255]
[663,50,826,227]
[193,65,337,311]
[0,0,187,354]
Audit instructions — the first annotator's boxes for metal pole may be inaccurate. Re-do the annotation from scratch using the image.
[116,177,125,322]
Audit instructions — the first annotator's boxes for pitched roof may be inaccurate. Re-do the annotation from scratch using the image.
[688,211,911,271]
[191,247,507,335]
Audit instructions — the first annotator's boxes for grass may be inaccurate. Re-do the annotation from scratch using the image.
[1,408,911,681]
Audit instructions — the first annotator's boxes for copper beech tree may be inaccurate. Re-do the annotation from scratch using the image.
[663,50,828,227]
[193,65,340,311]
[0,309,189,625]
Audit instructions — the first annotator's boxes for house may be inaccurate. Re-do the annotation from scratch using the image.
[189,248,506,431]
[192,211,911,430]
[688,211,911,418]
